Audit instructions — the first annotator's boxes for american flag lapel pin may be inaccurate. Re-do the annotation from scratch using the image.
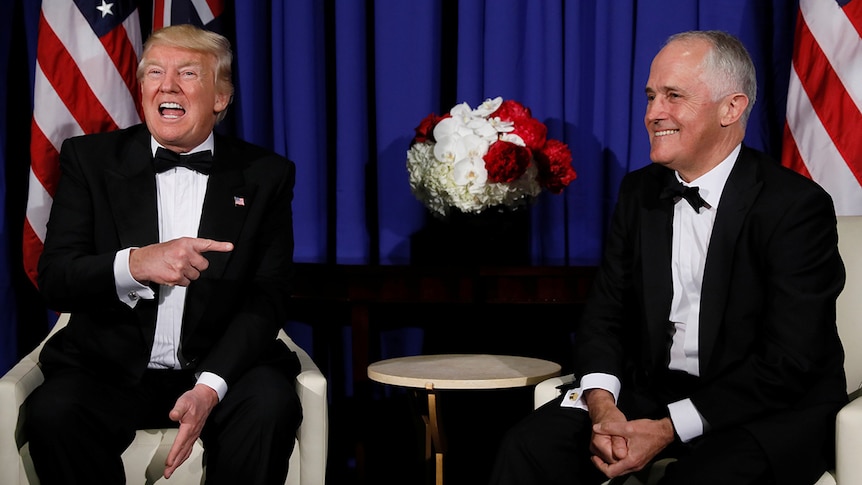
[234,196,245,207]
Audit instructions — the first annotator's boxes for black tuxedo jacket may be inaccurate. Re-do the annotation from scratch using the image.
[575,146,847,484]
[37,124,299,387]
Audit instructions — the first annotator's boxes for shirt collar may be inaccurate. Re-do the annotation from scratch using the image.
[150,133,215,157]
[675,144,740,210]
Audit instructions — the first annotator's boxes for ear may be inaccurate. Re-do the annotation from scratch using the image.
[214,92,231,114]
[720,93,749,127]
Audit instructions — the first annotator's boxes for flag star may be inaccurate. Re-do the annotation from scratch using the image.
[96,0,114,18]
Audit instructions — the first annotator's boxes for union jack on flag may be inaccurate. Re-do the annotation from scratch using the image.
[782,0,862,215]
[152,0,226,31]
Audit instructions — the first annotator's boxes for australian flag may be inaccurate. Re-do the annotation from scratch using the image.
[147,0,226,33]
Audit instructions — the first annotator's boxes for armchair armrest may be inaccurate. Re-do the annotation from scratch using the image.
[279,330,328,485]
[0,349,44,484]
[534,373,575,409]
[835,392,862,484]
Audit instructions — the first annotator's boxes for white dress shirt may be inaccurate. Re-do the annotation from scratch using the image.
[113,134,227,401]
[571,144,741,443]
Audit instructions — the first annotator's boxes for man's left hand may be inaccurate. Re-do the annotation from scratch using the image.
[590,417,675,478]
[164,384,219,479]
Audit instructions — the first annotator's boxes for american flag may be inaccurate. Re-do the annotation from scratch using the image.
[782,0,862,215]
[23,0,224,288]
[23,0,143,288]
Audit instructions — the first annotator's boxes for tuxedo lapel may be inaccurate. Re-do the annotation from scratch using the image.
[640,167,676,369]
[105,127,160,250]
[102,126,160,334]
[182,140,256,339]
[698,147,763,373]
[195,138,256,279]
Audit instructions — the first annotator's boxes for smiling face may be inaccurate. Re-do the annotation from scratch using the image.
[644,38,747,181]
[139,45,230,153]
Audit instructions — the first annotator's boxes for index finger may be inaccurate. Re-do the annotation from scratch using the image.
[192,238,234,253]
[164,425,196,478]
[594,421,629,437]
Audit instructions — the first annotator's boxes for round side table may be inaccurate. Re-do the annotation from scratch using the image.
[368,354,561,485]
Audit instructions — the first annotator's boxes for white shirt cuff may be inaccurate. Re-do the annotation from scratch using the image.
[580,373,622,402]
[561,373,621,411]
[196,371,228,402]
[114,248,154,307]
[667,398,705,442]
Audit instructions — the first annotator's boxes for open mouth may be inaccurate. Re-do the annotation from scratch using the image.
[159,102,185,119]
[655,129,679,137]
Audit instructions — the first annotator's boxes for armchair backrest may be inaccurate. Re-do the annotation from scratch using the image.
[837,215,862,396]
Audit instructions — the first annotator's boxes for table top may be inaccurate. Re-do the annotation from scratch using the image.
[367,354,562,390]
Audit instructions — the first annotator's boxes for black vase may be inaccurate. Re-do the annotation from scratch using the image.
[410,207,530,266]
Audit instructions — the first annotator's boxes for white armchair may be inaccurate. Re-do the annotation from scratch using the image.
[533,215,862,485]
[0,313,329,485]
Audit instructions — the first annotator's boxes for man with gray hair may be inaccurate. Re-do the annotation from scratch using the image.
[490,30,846,485]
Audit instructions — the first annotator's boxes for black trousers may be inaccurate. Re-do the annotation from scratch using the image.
[25,363,302,485]
[488,396,775,485]
[489,370,777,485]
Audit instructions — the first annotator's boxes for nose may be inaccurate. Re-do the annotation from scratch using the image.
[645,98,664,125]
[159,72,179,93]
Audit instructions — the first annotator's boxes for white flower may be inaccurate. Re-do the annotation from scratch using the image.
[500,132,526,147]
[453,156,488,188]
[473,96,503,116]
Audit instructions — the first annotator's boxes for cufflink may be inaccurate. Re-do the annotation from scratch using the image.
[128,291,139,301]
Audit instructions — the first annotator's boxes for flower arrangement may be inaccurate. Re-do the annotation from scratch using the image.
[406,96,576,218]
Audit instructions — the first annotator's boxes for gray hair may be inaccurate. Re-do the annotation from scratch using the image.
[137,24,234,123]
[665,30,757,124]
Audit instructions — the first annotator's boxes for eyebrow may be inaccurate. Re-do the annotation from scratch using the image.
[645,85,685,95]
[143,58,204,70]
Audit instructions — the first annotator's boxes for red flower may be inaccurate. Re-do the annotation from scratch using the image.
[491,100,547,151]
[484,140,531,183]
[533,139,577,193]
[492,99,532,122]
[412,113,449,144]
[511,117,547,151]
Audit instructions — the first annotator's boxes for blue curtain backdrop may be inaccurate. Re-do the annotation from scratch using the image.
[1,0,798,373]
[229,0,797,268]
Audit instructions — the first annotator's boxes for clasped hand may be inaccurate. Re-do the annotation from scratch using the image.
[585,390,675,478]
[129,237,233,287]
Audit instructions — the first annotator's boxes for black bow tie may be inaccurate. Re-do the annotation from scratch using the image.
[153,147,213,175]
[660,180,711,213]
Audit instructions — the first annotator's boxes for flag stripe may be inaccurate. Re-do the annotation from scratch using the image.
[100,22,144,121]
[23,1,142,287]
[154,0,168,30]
[43,4,141,129]
[36,17,120,134]
[780,122,811,179]
[21,220,43,286]
[845,0,862,36]
[800,0,862,122]
[793,7,862,185]
[205,0,225,18]
[782,0,862,216]
[28,122,62,199]
[192,0,216,24]
[786,66,862,211]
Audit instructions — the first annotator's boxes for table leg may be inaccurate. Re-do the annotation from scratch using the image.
[424,383,446,485]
